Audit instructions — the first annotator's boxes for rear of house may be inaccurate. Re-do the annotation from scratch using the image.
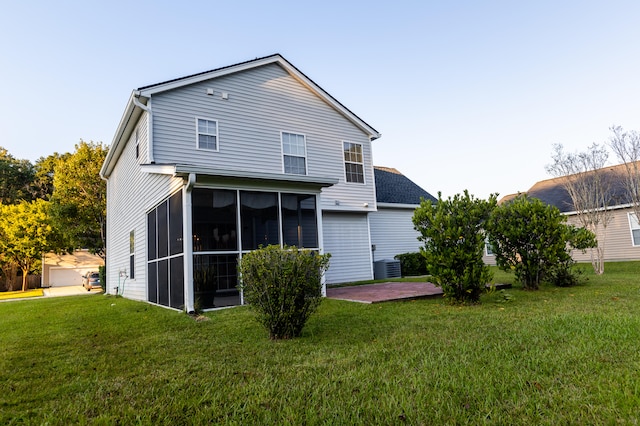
[101,55,384,311]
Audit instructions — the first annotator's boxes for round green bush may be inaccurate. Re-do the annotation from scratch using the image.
[238,245,330,340]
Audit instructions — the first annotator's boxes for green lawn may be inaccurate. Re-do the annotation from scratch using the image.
[1,263,639,424]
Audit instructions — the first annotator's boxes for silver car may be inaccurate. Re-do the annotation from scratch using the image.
[82,272,101,291]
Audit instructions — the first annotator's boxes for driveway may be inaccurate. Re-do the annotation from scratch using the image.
[43,286,103,297]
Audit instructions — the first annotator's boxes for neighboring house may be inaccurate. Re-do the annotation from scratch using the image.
[101,54,388,311]
[369,166,436,262]
[42,250,104,287]
[484,163,640,265]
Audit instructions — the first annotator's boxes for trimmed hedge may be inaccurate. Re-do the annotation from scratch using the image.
[394,252,428,276]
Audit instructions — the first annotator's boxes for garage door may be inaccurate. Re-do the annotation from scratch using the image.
[322,212,373,284]
[49,268,89,287]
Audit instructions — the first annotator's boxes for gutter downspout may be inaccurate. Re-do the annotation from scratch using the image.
[183,173,196,313]
[132,91,155,164]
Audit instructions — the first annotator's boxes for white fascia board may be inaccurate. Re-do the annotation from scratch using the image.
[562,202,635,216]
[141,163,338,188]
[100,91,143,179]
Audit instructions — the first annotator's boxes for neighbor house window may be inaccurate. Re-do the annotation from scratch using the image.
[282,132,307,175]
[343,141,364,183]
[129,230,135,279]
[196,118,218,151]
[629,213,640,246]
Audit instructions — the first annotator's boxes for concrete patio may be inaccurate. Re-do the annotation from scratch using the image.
[326,281,443,304]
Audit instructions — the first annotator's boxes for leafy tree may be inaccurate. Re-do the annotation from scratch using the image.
[32,152,70,200]
[412,191,497,304]
[546,143,612,274]
[0,147,35,204]
[50,141,108,259]
[0,200,57,291]
[239,245,330,339]
[487,194,596,290]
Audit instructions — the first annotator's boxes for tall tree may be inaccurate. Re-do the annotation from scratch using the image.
[50,140,108,259]
[0,200,56,291]
[0,147,35,204]
[32,152,71,200]
[546,143,612,275]
[608,125,640,223]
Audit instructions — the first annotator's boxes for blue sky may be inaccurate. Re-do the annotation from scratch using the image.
[1,1,640,199]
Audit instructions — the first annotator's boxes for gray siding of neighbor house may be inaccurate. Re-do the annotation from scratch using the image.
[150,63,376,213]
[568,208,640,262]
[105,111,185,301]
[322,212,373,284]
[369,207,422,261]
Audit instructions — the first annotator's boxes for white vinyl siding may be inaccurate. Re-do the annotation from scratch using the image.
[150,63,376,211]
[369,207,422,261]
[282,132,307,175]
[322,212,373,284]
[105,111,185,301]
[196,118,218,151]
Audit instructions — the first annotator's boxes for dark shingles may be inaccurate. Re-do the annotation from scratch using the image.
[524,163,634,212]
[374,166,436,205]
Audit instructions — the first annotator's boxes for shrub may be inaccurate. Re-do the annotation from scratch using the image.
[98,265,106,291]
[238,245,330,340]
[394,252,428,276]
[486,194,596,290]
[412,190,497,304]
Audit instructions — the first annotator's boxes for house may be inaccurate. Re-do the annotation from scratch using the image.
[484,163,640,265]
[101,54,395,311]
[369,166,435,262]
[41,250,104,287]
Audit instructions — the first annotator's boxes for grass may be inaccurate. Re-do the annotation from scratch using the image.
[0,288,43,300]
[1,262,639,424]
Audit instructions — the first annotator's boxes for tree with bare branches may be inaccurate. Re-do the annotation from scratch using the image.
[546,143,612,274]
[608,125,640,223]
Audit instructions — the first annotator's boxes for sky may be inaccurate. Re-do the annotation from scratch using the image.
[1,0,640,200]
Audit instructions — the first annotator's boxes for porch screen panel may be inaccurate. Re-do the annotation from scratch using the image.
[170,256,184,309]
[147,209,157,261]
[281,193,318,248]
[241,191,279,250]
[158,259,169,306]
[169,191,183,256]
[193,254,240,309]
[192,189,237,251]
[157,201,168,259]
[148,262,158,303]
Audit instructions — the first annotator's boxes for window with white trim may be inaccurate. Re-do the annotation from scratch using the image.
[629,212,640,246]
[196,118,218,151]
[282,132,307,175]
[343,141,364,183]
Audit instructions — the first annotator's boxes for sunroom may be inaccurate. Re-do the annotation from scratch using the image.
[143,165,336,312]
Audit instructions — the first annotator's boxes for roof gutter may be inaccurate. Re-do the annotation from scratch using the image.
[133,91,154,164]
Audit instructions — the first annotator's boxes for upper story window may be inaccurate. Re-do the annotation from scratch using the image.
[629,213,640,246]
[282,132,307,175]
[197,118,218,151]
[343,141,364,183]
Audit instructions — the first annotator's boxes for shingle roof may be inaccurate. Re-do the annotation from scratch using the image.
[524,163,633,213]
[374,166,436,205]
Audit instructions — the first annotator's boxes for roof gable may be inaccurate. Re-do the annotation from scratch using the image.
[101,54,380,179]
[525,163,634,213]
[374,166,436,205]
